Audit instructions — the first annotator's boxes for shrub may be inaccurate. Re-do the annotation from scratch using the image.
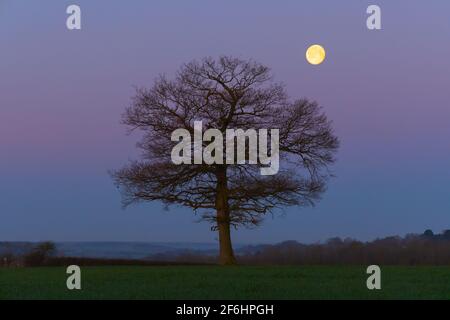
[23,241,56,267]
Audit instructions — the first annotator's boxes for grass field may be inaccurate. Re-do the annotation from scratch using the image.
[1,266,450,300]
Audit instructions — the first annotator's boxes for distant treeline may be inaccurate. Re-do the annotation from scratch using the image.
[173,230,450,265]
[3,230,450,266]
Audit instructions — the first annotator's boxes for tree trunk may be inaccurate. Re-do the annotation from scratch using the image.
[216,167,237,265]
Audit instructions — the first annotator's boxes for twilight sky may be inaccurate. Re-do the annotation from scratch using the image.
[1,0,450,244]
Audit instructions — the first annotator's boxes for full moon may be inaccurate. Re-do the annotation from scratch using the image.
[306,45,326,65]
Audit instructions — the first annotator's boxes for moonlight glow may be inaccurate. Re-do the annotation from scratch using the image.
[306,45,326,65]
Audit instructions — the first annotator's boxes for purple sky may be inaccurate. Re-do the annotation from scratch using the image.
[1,0,450,244]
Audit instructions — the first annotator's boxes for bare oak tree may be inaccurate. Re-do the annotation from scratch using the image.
[113,56,339,265]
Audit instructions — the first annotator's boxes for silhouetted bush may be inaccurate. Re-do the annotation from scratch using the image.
[423,229,434,237]
[0,253,15,267]
[23,241,56,267]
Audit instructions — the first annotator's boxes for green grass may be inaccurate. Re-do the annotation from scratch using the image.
[1,266,450,300]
